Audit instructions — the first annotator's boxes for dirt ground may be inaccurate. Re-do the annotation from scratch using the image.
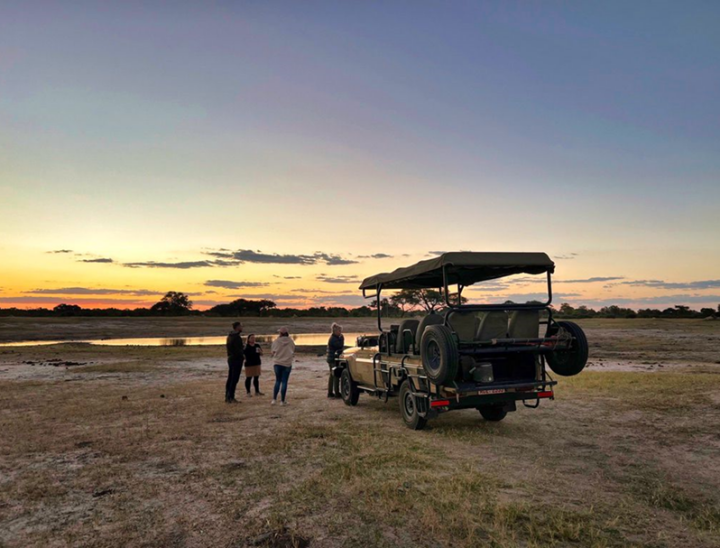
[1,319,720,547]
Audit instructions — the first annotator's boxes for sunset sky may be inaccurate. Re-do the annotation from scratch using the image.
[1,2,719,311]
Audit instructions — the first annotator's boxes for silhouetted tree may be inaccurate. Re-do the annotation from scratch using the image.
[151,291,193,314]
[53,304,82,316]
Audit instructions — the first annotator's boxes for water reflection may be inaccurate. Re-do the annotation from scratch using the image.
[0,332,367,348]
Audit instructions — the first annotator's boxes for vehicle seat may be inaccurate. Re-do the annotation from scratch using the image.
[447,311,480,342]
[508,310,540,339]
[475,311,508,341]
[414,314,444,353]
[395,319,420,354]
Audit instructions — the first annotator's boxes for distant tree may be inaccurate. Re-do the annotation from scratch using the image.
[598,305,636,319]
[208,298,276,316]
[370,298,402,317]
[416,289,446,313]
[700,308,716,318]
[637,308,662,318]
[53,304,82,316]
[151,291,193,314]
[390,289,422,316]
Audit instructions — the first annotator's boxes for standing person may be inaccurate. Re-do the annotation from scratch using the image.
[243,334,264,397]
[225,322,244,403]
[326,323,345,398]
[270,327,295,406]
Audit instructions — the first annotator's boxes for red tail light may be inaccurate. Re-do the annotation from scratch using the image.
[537,391,554,399]
[430,399,451,408]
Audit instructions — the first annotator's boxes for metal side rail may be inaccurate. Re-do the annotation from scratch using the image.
[371,353,392,402]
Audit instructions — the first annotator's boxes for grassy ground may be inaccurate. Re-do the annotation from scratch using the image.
[1,320,720,547]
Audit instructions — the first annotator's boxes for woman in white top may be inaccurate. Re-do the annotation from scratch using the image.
[271,327,296,405]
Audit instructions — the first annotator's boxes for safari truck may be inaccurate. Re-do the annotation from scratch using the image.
[335,252,588,430]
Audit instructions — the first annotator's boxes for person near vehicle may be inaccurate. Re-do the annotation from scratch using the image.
[326,322,345,398]
[270,327,295,406]
[243,334,264,396]
[225,322,244,403]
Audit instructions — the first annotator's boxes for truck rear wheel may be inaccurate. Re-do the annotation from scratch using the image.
[547,321,588,377]
[478,405,507,422]
[340,368,359,406]
[420,325,459,385]
[399,381,427,430]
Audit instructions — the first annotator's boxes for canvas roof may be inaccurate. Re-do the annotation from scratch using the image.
[359,252,555,290]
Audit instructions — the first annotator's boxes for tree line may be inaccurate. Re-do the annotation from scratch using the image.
[0,290,718,319]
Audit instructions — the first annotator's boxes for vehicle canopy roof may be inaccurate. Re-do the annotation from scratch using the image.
[359,252,555,290]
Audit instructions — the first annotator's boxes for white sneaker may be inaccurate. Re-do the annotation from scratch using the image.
[271,399,276,405]
[246,392,252,398]
[281,401,288,406]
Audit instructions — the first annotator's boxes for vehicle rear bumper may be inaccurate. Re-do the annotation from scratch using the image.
[431,381,556,411]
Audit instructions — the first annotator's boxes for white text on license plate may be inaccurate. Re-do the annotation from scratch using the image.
[478,388,506,395]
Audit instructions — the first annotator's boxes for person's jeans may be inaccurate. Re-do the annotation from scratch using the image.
[226,358,243,400]
[273,364,292,402]
[327,361,339,396]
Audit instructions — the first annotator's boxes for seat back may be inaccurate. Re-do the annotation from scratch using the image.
[447,311,480,342]
[395,319,420,354]
[415,313,444,351]
[475,311,508,341]
[508,310,540,339]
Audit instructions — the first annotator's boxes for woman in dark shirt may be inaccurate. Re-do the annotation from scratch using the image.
[243,334,264,396]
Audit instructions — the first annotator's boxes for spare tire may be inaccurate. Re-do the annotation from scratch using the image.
[420,325,459,385]
[546,321,588,376]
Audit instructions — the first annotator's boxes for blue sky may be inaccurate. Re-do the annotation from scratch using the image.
[1,1,719,309]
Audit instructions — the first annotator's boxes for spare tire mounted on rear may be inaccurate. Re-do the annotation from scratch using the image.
[546,321,588,376]
[420,324,459,385]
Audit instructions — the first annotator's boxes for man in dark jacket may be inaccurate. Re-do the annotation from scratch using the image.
[326,323,345,398]
[225,322,244,403]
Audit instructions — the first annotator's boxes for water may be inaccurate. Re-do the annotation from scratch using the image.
[0,332,369,348]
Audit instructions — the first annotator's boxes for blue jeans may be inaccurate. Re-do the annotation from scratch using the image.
[273,365,292,401]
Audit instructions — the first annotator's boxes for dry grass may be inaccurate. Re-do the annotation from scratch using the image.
[1,321,720,547]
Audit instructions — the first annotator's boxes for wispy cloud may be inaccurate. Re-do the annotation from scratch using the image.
[79,258,114,264]
[47,249,73,254]
[24,287,159,296]
[560,276,625,284]
[567,294,720,307]
[356,253,393,259]
[465,292,580,303]
[204,280,270,289]
[618,279,720,290]
[291,288,346,294]
[311,294,367,306]
[205,249,357,266]
[554,253,579,260]
[124,260,215,269]
[316,275,360,284]
[0,296,153,306]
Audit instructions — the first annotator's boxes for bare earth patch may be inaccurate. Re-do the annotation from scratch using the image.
[1,319,720,547]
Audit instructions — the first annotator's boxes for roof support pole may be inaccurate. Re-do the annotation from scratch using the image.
[376,284,383,332]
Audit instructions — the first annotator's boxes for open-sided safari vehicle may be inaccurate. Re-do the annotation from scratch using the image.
[335,252,588,429]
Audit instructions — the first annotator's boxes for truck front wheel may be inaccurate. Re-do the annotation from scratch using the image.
[340,368,360,406]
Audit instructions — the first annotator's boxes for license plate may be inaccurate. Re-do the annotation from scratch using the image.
[478,388,506,395]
